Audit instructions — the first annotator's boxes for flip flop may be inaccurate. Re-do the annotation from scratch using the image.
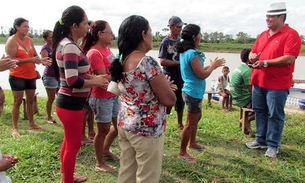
[81,139,93,146]
[95,165,116,173]
[188,144,206,151]
[73,175,87,183]
[178,124,184,130]
[29,125,44,130]
[47,120,57,124]
[178,156,197,163]
[103,153,120,161]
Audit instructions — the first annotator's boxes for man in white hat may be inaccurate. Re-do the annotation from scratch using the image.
[245,2,302,158]
[158,16,186,130]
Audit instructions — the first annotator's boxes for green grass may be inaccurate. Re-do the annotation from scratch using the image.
[1,89,305,183]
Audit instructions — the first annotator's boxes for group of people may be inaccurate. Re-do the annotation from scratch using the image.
[0,1,302,182]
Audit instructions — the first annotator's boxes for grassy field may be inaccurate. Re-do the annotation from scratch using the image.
[1,90,305,183]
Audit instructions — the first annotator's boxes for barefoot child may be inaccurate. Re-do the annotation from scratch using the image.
[214,66,233,111]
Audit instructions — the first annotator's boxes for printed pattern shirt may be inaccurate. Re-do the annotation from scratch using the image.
[118,56,166,138]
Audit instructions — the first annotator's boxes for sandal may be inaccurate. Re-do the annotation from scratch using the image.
[47,120,57,124]
[103,153,120,161]
[81,139,93,146]
[178,156,197,163]
[29,124,44,130]
[73,175,87,183]
[95,165,116,173]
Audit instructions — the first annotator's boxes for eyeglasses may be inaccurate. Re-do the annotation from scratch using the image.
[101,30,114,35]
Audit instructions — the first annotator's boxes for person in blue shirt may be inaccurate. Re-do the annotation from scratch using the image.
[176,24,225,163]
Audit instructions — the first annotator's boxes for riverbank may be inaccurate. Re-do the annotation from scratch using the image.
[1,37,304,55]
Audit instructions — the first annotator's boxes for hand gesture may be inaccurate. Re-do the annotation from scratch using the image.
[165,75,177,91]
[94,74,110,89]
[32,56,41,64]
[0,155,18,171]
[41,57,52,66]
[249,52,261,63]
[210,57,226,70]
[0,55,18,71]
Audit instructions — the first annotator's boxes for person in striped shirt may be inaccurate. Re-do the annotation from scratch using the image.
[51,5,109,183]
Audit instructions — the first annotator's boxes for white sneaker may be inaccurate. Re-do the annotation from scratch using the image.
[265,147,279,158]
[245,141,267,149]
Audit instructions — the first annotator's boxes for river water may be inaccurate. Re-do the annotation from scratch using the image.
[1,44,304,99]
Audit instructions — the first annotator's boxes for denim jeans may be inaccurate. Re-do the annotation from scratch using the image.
[252,85,289,148]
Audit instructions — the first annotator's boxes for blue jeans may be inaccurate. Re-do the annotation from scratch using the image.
[252,85,289,148]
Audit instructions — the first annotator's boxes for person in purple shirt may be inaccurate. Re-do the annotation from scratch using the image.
[40,30,59,124]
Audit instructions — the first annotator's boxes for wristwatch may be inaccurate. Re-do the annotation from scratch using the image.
[263,60,268,67]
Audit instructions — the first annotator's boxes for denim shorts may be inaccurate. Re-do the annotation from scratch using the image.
[88,95,119,123]
[9,76,36,91]
[182,92,202,113]
[42,75,60,88]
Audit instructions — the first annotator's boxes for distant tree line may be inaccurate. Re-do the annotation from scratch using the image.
[155,28,305,44]
[1,25,305,44]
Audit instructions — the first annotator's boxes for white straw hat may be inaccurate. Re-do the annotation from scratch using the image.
[266,2,287,15]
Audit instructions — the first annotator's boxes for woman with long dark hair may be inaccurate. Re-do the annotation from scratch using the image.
[82,20,119,173]
[5,17,51,137]
[176,24,225,163]
[110,15,176,183]
[51,5,108,183]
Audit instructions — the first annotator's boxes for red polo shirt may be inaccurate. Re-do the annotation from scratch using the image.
[250,24,301,90]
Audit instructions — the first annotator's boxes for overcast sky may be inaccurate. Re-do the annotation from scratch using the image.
[1,0,304,38]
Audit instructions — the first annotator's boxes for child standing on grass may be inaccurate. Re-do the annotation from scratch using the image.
[214,66,233,111]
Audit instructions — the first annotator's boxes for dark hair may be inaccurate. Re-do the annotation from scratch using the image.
[277,14,287,22]
[82,20,108,52]
[222,66,229,70]
[42,30,52,39]
[9,17,28,36]
[88,20,94,27]
[109,15,149,82]
[51,5,86,78]
[175,24,200,54]
[240,48,251,63]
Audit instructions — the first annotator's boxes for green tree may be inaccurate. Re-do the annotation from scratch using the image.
[235,31,252,44]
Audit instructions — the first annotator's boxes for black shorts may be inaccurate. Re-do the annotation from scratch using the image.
[166,78,185,114]
[9,75,36,91]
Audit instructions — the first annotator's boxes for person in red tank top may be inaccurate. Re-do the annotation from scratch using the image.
[5,17,52,137]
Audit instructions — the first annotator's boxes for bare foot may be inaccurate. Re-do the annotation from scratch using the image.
[12,129,20,137]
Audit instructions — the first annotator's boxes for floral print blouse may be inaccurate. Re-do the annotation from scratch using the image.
[117,56,166,138]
